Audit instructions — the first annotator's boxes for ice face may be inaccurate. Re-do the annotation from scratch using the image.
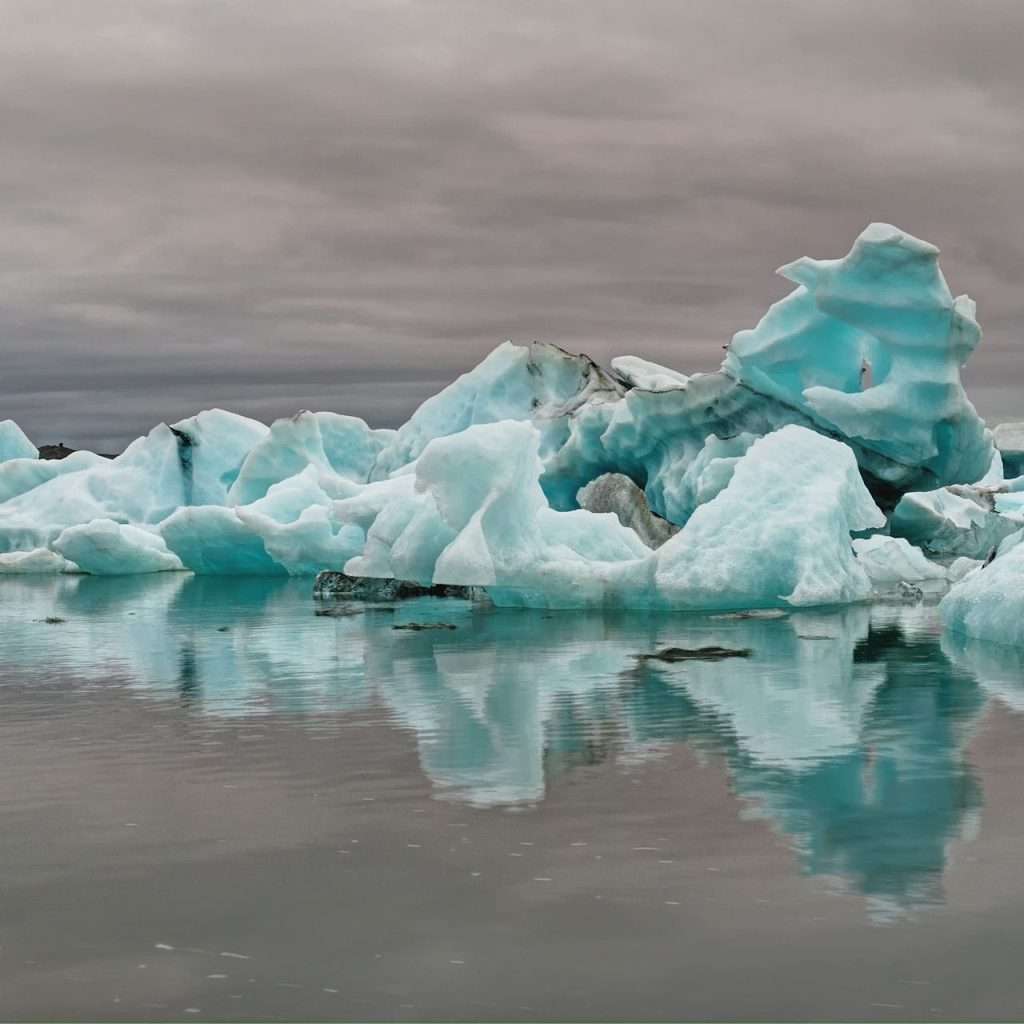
[228,411,394,506]
[994,422,1024,478]
[608,355,690,392]
[0,548,77,574]
[0,420,37,463]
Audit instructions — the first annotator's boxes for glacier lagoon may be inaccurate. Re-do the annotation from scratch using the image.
[3,575,1024,1019]
[4,222,1024,1018]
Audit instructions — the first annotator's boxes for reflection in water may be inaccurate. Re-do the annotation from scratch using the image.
[0,574,1014,917]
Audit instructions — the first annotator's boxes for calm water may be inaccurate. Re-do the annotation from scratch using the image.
[1,575,1024,1021]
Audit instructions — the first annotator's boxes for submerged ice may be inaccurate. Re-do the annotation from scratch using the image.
[1,222,1021,632]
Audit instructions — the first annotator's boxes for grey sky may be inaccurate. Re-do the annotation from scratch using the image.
[2,0,1022,451]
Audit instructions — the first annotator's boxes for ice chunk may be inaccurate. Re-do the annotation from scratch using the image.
[724,223,993,489]
[994,422,1024,478]
[0,449,105,504]
[946,556,982,584]
[361,421,883,611]
[662,432,758,524]
[371,341,624,479]
[0,420,37,462]
[575,474,678,548]
[852,535,948,597]
[653,426,885,609]
[609,355,689,391]
[160,506,284,575]
[890,485,1021,559]
[239,469,367,576]
[940,540,1024,648]
[0,425,185,555]
[342,474,456,584]
[0,548,77,573]
[229,411,394,506]
[171,409,269,506]
[54,520,184,575]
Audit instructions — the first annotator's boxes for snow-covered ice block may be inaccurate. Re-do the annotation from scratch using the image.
[653,426,886,610]
[852,535,948,597]
[0,420,37,463]
[0,425,185,554]
[940,541,1024,648]
[54,519,184,575]
[0,548,77,574]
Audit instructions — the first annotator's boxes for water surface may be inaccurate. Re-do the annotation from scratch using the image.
[1,575,1023,1020]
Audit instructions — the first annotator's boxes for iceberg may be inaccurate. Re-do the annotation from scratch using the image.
[852,535,949,598]
[0,222,1008,625]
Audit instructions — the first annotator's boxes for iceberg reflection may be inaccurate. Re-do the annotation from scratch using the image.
[0,576,1002,913]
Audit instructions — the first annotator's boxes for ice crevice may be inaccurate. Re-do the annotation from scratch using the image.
[1,223,1022,639]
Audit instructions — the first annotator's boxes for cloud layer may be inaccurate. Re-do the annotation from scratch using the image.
[2,0,1022,450]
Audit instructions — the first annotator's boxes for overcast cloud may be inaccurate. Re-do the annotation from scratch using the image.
[2,0,1023,451]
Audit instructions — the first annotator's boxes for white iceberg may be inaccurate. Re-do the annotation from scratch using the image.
[54,519,184,575]
[852,534,949,597]
[0,222,1007,624]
